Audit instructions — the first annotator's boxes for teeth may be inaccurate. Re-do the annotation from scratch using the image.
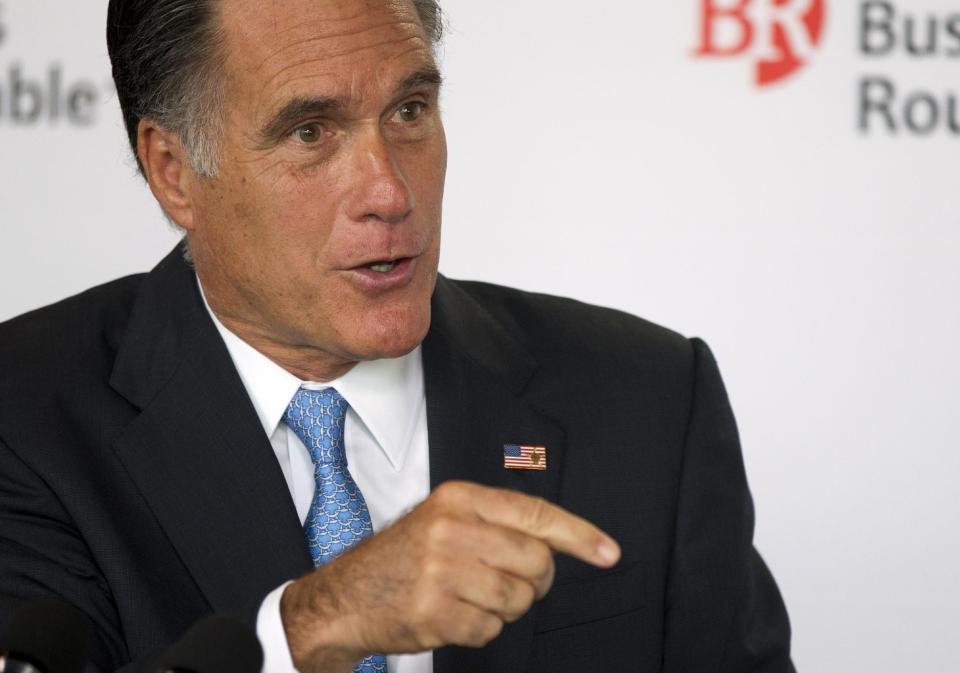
[368,261,397,273]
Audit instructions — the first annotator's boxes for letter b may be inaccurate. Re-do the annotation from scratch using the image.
[697,0,755,56]
[11,66,42,123]
[861,1,896,56]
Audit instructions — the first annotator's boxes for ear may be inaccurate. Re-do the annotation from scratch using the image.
[137,119,198,231]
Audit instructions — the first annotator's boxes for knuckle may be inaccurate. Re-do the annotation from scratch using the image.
[504,581,536,622]
[531,553,555,599]
[447,618,475,646]
[485,485,512,506]
[457,615,503,647]
[419,556,448,585]
[531,540,553,573]
[462,621,483,646]
[426,513,458,544]
[542,557,556,591]
[432,481,455,502]
[518,580,536,609]
[477,615,504,645]
[524,495,550,528]
[442,610,505,648]
[433,480,469,506]
[411,607,448,650]
[408,600,431,628]
[493,573,514,608]
[411,595,438,626]
[435,615,461,644]
[413,596,451,641]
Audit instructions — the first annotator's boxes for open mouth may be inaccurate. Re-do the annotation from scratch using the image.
[366,260,399,273]
[347,255,418,290]
[359,256,418,274]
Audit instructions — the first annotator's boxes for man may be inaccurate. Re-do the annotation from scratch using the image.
[0,0,794,672]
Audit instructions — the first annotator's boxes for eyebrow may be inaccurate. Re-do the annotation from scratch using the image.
[395,67,444,96]
[258,66,444,143]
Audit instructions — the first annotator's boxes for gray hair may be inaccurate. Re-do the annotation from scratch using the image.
[108,0,444,179]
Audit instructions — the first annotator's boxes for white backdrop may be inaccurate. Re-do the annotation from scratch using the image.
[2,2,959,671]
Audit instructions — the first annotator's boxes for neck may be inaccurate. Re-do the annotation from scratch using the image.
[199,282,358,383]
[218,316,359,382]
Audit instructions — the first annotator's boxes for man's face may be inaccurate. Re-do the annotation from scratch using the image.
[187,0,446,372]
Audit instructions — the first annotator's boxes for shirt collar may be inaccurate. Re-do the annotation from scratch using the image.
[198,278,424,471]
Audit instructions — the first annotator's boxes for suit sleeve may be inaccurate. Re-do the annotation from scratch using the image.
[0,436,126,671]
[662,338,795,673]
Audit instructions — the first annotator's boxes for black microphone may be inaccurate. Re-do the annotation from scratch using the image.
[154,615,262,673]
[0,599,93,673]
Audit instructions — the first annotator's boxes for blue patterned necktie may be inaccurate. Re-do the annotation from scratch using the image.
[283,387,387,673]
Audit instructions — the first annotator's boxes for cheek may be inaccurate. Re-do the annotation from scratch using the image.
[403,134,447,200]
[191,179,303,302]
[266,166,347,253]
[226,173,342,274]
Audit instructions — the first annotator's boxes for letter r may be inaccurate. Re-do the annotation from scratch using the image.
[749,0,819,61]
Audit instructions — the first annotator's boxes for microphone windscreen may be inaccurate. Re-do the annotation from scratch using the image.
[0,599,93,673]
[158,615,263,673]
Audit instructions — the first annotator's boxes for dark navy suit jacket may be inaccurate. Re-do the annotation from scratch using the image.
[0,245,794,672]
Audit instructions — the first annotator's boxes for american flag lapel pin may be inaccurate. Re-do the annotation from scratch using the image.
[503,444,547,470]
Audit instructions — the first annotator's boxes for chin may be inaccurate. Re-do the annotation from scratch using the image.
[349,301,432,362]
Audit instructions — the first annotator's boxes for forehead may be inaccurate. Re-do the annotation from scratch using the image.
[219,0,433,105]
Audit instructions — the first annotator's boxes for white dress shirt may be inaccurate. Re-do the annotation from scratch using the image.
[200,284,433,673]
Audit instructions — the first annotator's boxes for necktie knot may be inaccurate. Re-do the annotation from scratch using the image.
[283,387,349,466]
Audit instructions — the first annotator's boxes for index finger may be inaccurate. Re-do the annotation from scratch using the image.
[459,483,622,568]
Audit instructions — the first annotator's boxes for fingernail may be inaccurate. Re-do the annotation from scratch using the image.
[596,539,620,565]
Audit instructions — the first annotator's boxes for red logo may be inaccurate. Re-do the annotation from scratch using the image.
[695,0,827,87]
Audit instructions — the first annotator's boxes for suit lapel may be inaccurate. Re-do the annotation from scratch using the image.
[424,277,566,673]
[109,245,312,618]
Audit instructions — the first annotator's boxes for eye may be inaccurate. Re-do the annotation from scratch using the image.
[394,101,425,123]
[292,122,325,144]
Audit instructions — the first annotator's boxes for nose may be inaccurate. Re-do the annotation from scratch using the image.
[344,127,415,224]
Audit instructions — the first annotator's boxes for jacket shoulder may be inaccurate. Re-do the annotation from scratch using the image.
[447,278,694,373]
[0,274,146,385]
